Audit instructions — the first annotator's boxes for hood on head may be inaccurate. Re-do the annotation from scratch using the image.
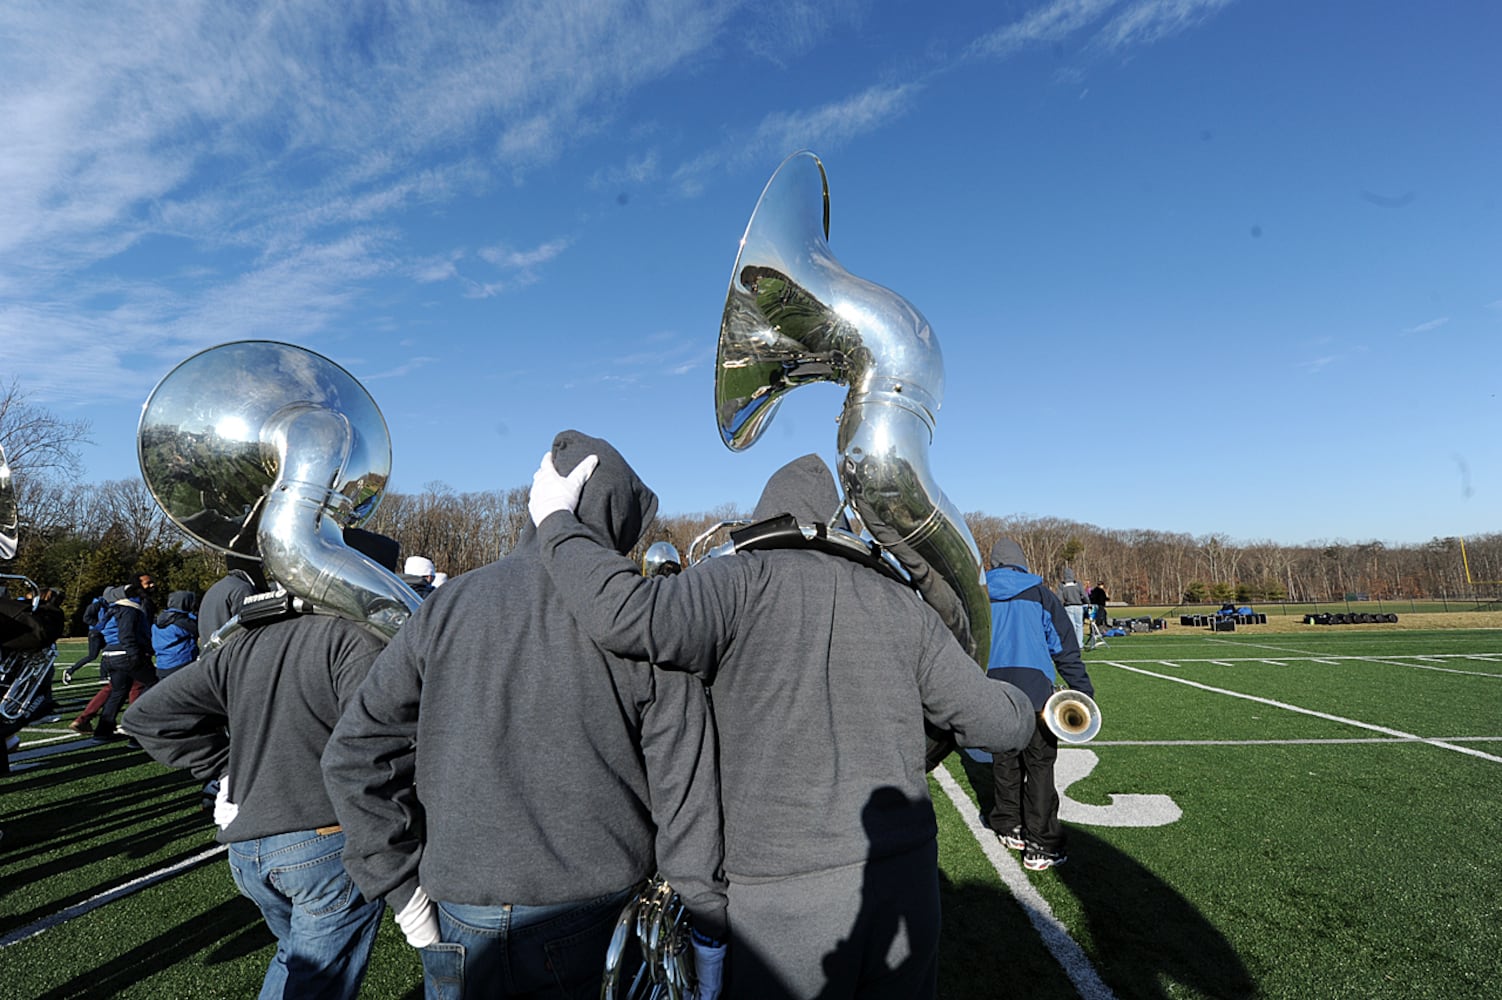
[550,430,659,555]
[988,538,1028,571]
[1062,567,1076,583]
[167,590,197,613]
[751,454,847,527]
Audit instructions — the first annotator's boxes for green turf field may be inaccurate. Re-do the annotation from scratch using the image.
[4,631,1500,998]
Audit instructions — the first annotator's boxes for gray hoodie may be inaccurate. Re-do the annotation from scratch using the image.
[127,613,386,840]
[537,451,1035,880]
[321,431,727,936]
[1059,568,1086,607]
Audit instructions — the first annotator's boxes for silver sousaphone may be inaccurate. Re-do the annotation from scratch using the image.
[716,150,991,767]
[138,340,420,643]
[0,442,58,724]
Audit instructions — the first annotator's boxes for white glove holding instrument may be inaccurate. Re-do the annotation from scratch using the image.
[690,929,726,1000]
[528,452,598,526]
[396,885,441,949]
[213,775,238,830]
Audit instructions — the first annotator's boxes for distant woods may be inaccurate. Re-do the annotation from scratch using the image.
[5,473,1499,636]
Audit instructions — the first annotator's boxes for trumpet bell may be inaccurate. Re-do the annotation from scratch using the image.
[1043,689,1102,744]
[137,341,391,557]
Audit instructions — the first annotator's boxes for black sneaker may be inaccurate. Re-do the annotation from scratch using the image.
[1023,847,1067,871]
[998,826,1026,851]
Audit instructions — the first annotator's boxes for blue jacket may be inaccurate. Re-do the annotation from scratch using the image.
[152,591,200,671]
[985,566,1094,711]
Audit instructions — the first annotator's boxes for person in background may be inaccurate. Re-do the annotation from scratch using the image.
[1088,579,1109,633]
[63,591,110,685]
[152,591,199,682]
[323,432,728,1000]
[983,539,1095,871]
[399,556,437,599]
[198,556,264,642]
[529,441,1036,999]
[89,583,155,741]
[126,532,397,1000]
[1058,568,1087,650]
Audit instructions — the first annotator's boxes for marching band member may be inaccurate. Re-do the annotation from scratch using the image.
[124,531,400,1000]
[322,431,728,999]
[530,441,1036,1000]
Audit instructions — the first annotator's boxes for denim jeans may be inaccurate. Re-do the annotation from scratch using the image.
[420,885,635,999]
[228,828,384,1000]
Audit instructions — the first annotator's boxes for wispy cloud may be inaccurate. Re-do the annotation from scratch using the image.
[359,357,439,381]
[1097,0,1235,51]
[969,0,1236,63]
[1402,317,1449,335]
[672,83,920,196]
[0,0,741,395]
[1298,356,1337,374]
[971,0,1118,58]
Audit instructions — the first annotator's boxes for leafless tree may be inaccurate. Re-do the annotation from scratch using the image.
[0,378,92,478]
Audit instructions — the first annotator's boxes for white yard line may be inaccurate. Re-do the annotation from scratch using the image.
[933,762,1116,1000]
[1100,661,1502,764]
[1090,736,1502,747]
[0,846,227,949]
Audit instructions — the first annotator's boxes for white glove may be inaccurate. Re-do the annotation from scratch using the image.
[528,452,599,526]
[691,935,726,1000]
[395,885,441,949]
[213,775,238,830]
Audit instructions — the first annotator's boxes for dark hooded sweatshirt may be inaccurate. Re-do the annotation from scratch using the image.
[127,613,386,840]
[321,431,728,937]
[536,451,1036,880]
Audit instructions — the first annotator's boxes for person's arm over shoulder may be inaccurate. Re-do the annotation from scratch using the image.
[640,667,728,940]
[535,511,741,677]
[125,653,231,781]
[914,612,1034,754]
[321,620,427,913]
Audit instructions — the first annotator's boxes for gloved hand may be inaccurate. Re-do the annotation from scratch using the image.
[528,452,599,526]
[690,930,726,1000]
[395,885,441,949]
[213,775,238,830]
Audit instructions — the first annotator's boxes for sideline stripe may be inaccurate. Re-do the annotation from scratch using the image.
[1091,736,1502,747]
[0,846,227,949]
[933,762,1115,1000]
[1102,662,1502,764]
[1199,637,1502,678]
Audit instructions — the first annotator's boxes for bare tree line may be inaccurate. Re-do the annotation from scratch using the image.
[6,380,1497,617]
[7,469,1500,617]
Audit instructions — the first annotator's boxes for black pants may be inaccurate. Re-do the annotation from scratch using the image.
[72,631,106,672]
[95,657,153,738]
[988,716,1063,851]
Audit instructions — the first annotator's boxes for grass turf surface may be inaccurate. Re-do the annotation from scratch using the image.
[4,630,1501,998]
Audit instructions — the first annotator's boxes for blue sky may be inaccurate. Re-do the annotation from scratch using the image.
[2,0,1497,546]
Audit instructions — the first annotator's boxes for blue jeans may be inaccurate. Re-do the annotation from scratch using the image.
[421,885,635,999]
[227,829,384,1000]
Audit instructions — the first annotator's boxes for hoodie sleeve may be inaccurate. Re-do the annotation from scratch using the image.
[914,613,1035,754]
[321,624,427,913]
[639,668,729,940]
[125,656,231,781]
[1040,587,1093,697]
[535,512,742,677]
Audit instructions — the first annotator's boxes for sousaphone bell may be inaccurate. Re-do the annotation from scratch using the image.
[138,340,420,642]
